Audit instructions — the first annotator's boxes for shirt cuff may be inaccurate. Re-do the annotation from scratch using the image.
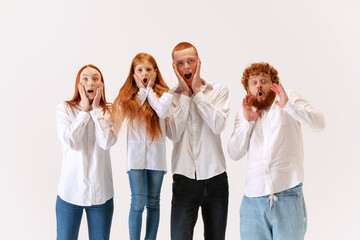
[78,111,91,123]
[193,91,205,105]
[179,94,191,105]
[90,108,104,119]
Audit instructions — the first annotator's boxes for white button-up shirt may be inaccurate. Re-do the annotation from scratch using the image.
[57,102,116,206]
[126,87,172,172]
[166,80,230,180]
[228,90,325,197]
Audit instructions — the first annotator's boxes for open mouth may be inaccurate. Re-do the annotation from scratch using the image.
[258,90,264,98]
[87,89,94,93]
[184,73,192,79]
[143,78,148,84]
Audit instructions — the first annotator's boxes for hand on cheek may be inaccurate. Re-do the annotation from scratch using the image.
[173,63,190,96]
[78,84,90,112]
[191,58,202,95]
[92,83,103,110]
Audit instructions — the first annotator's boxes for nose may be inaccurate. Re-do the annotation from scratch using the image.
[184,62,190,69]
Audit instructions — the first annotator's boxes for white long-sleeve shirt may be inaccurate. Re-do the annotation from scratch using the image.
[166,80,230,180]
[126,87,173,172]
[57,102,116,206]
[228,90,325,197]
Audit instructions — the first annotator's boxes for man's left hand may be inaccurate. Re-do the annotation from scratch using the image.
[191,58,202,95]
[271,83,288,108]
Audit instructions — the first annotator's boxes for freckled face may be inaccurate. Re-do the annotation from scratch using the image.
[134,61,155,87]
[173,48,198,86]
[79,67,102,100]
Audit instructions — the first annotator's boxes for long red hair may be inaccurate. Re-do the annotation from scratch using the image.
[66,64,110,114]
[112,53,169,142]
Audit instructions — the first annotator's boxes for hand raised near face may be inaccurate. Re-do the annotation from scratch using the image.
[191,58,202,95]
[242,94,259,122]
[78,84,90,112]
[271,83,288,108]
[133,74,145,89]
[92,83,103,110]
[147,70,157,89]
[172,62,190,96]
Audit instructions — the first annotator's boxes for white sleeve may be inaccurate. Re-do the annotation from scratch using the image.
[146,87,173,119]
[227,111,255,160]
[57,102,90,149]
[284,90,326,131]
[165,94,191,142]
[90,108,117,150]
[193,84,230,134]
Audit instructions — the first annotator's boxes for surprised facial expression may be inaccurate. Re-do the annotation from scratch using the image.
[134,61,155,87]
[248,74,276,110]
[173,48,198,86]
[79,67,102,100]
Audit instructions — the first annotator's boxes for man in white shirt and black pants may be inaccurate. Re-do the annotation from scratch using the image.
[166,42,230,240]
[228,63,325,240]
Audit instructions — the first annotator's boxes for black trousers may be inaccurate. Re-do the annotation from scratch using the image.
[171,172,229,240]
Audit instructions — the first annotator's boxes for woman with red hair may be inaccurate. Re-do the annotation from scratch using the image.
[112,53,172,240]
[56,64,116,240]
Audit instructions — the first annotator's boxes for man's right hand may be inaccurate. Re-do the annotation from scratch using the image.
[172,62,190,96]
[243,94,259,122]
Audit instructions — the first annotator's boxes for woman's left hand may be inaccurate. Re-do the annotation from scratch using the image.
[148,70,157,88]
[92,83,104,109]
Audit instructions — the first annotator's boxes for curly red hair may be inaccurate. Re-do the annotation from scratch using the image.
[242,63,279,90]
[112,53,169,142]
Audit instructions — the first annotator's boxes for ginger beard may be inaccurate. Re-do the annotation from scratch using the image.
[250,88,276,111]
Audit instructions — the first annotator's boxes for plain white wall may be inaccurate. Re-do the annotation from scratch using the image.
[1,0,359,239]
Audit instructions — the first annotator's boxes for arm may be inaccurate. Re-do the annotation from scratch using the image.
[193,83,230,134]
[90,108,117,150]
[57,102,90,149]
[165,93,191,142]
[283,90,326,131]
[147,87,173,119]
[227,111,255,160]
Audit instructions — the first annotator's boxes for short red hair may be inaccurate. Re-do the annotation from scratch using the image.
[241,63,280,90]
[172,42,198,60]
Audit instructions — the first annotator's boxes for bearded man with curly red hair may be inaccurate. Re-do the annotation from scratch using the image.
[228,62,326,240]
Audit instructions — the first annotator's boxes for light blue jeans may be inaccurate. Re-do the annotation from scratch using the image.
[240,186,307,240]
[56,195,113,240]
[128,169,165,240]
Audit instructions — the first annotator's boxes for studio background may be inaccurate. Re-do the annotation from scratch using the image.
[1,0,359,239]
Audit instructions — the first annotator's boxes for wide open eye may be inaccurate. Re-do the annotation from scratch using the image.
[177,61,184,66]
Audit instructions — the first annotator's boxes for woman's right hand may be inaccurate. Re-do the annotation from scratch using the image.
[133,74,145,89]
[78,84,90,112]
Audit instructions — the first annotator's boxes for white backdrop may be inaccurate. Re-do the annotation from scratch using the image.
[1,0,359,239]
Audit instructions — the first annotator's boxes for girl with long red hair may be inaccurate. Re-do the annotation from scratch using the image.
[56,64,116,240]
[112,53,172,240]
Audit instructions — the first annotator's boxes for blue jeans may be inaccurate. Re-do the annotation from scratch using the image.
[128,169,165,240]
[171,172,229,240]
[56,195,113,240]
[240,186,307,240]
